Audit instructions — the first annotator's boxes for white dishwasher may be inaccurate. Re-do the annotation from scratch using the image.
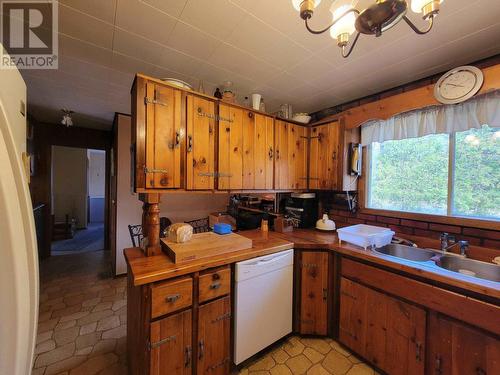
[234,249,294,364]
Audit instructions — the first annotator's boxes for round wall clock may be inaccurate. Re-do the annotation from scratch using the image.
[434,66,484,104]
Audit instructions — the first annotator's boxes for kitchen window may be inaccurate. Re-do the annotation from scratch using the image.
[367,125,500,220]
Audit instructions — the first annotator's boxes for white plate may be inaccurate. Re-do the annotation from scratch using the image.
[161,78,193,90]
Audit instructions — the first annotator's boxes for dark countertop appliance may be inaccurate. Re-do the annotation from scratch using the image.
[284,193,318,228]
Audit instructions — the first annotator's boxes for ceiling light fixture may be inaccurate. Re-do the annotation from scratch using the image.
[293,0,443,58]
[61,109,74,127]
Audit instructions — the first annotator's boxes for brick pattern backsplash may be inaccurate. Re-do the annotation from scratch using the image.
[329,209,500,250]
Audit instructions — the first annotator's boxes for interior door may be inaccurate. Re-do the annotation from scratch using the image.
[197,296,231,375]
[218,104,243,190]
[299,251,329,335]
[144,82,182,189]
[186,95,215,190]
[150,309,192,375]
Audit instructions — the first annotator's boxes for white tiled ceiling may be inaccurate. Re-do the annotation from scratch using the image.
[20,0,500,129]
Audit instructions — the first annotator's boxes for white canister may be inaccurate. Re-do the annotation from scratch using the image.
[251,94,262,110]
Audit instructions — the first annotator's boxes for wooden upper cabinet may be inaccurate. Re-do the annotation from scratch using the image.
[339,277,426,375]
[132,77,183,190]
[186,94,216,190]
[427,313,500,375]
[218,104,274,190]
[197,296,231,375]
[275,120,307,190]
[309,121,341,190]
[149,309,192,375]
[298,251,329,335]
[253,114,274,189]
[218,104,243,190]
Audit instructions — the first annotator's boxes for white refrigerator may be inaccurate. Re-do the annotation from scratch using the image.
[0,45,39,375]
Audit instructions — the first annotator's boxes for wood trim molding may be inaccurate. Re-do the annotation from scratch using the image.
[360,208,500,231]
[315,64,500,129]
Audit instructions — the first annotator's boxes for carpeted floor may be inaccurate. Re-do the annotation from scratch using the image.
[52,223,104,255]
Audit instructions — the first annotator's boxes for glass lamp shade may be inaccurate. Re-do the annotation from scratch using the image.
[411,0,443,13]
[292,0,321,12]
[329,4,356,39]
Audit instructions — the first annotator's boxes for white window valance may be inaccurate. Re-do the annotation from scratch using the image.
[361,90,500,145]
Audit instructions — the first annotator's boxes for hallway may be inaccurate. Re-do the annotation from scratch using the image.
[34,251,126,375]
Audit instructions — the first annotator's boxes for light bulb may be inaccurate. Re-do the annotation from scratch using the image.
[411,0,444,14]
[329,4,356,40]
[292,0,322,12]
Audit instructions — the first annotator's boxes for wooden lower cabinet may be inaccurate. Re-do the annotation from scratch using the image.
[150,309,192,375]
[297,251,329,335]
[339,277,426,374]
[427,313,500,375]
[197,296,231,375]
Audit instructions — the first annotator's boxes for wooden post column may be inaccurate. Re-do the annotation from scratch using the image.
[139,193,162,256]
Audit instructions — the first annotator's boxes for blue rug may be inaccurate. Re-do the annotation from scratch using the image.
[52,223,104,255]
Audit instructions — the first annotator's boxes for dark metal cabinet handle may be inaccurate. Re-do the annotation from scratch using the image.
[435,356,442,375]
[198,340,205,360]
[415,342,422,361]
[322,288,328,301]
[332,151,337,160]
[168,131,181,149]
[165,294,180,303]
[187,135,193,152]
[269,147,273,160]
[184,346,192,368]
[209,282,221,290]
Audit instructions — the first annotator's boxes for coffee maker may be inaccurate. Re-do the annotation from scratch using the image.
[284,193,318,228]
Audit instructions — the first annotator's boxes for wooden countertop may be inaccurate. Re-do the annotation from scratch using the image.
[124,230,293,286]
[124,229,500,301]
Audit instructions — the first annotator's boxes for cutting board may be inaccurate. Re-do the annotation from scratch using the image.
[161,232,253,263]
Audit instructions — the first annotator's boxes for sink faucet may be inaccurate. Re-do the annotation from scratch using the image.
[440,233,469,256]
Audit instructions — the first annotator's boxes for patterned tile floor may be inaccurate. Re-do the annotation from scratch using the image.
[34,250,127,375]
[239,336,378,375]
[34,250,375,375]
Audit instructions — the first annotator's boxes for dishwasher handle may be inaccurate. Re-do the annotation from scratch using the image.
[248,251,291,266]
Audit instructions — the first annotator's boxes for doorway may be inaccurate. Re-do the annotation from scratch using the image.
[51,146,106,255]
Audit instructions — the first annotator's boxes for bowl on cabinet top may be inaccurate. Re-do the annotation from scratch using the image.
[292,113,311,124]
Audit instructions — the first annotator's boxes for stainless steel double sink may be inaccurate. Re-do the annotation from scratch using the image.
[375,244,500,282]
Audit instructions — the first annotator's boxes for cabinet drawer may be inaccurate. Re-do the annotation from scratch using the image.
[151,277,193,318]
[199,266,231,304]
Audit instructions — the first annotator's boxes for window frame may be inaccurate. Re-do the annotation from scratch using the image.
[363,131,500,229]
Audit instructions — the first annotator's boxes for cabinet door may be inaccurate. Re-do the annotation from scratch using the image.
[339,277,426,375]
[326,122,341,190]
[339,277,367,355]
[144,82,183,189]
[309,122,340,190]
[218,104,243,190]
[299,252,329,335]
[275,120,289,190]
[198,296,231,375]
[309,124,330,189]
[427,313,500,375]
[254,114,274,189]
[289,124,308,190]
[242,110,255,189]
[186,95,215,190]
[150,309,192,375]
